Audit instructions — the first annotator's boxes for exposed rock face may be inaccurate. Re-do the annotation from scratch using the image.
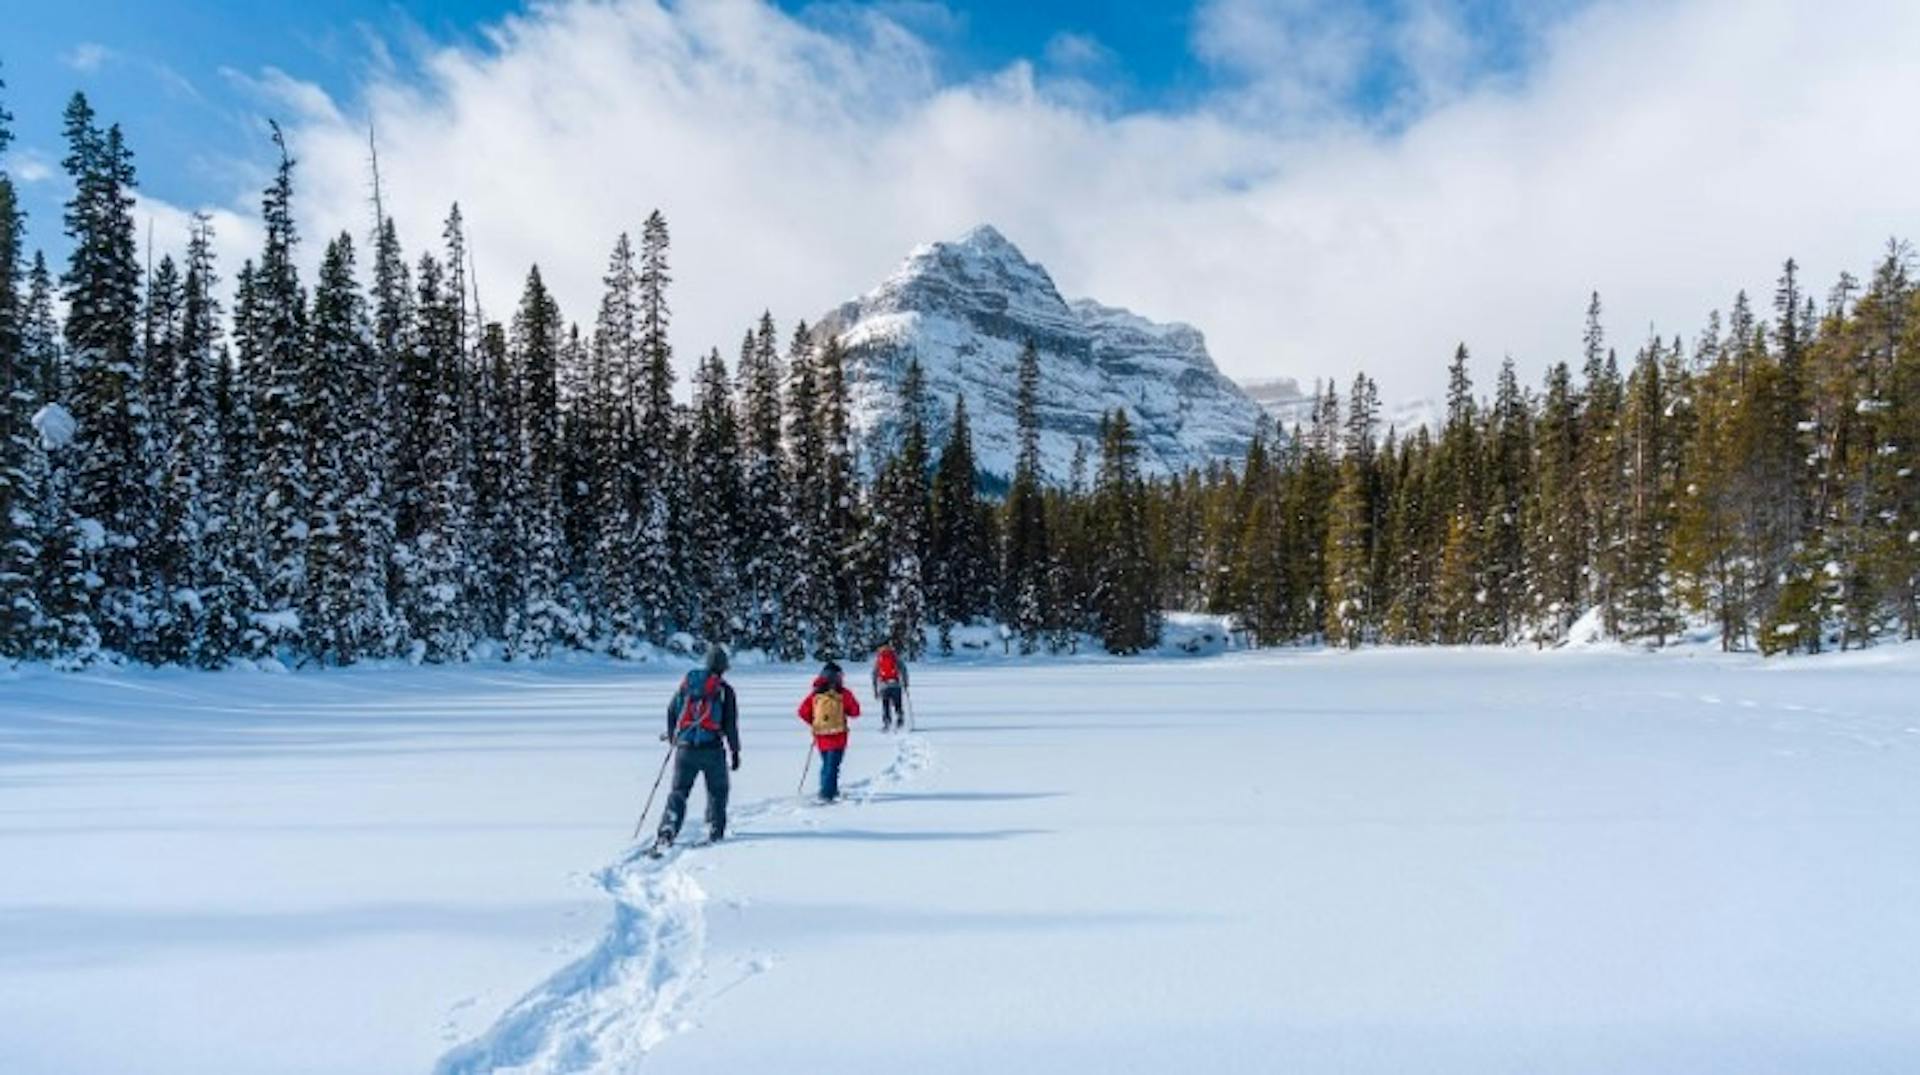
[817,225,1264,482]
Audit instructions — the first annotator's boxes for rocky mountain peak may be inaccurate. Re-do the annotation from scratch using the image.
[819,226,1264,482]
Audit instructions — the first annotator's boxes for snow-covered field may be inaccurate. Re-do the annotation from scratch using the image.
[5,645,1920,1073]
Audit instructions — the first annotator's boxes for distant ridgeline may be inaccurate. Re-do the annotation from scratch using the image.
[2,89,1917,670]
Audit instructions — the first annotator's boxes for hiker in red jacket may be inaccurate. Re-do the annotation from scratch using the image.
[797,661,861,801]
[872,643,910,731]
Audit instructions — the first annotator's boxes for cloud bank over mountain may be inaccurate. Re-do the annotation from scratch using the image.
[155,0,1920,402]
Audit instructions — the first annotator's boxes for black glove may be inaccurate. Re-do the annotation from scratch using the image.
[729,751,741,772]
[659,731,670,743]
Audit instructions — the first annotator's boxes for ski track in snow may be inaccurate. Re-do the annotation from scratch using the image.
[434,733,933,1075]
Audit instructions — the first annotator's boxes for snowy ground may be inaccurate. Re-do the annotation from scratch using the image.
[4,645,1920,1073]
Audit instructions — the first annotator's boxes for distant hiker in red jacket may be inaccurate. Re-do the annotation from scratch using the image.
[797,661,861,802]
[872,644,909,731]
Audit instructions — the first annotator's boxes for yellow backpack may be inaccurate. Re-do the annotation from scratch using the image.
[810,690,847,736]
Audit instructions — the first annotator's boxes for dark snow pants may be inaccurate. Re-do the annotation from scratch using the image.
[818,748,845,801]
[879,684,904,726]
[660,745,730,842]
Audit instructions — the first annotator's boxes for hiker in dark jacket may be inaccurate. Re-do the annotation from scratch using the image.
[658,643,741,848]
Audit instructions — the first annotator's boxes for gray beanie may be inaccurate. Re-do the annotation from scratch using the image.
[704,642,730,675]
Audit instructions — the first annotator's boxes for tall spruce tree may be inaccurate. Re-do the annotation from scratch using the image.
[59,95,150,661]
[301,234,375,664]
[1324,373,1378,647]
[1525,361,1583,643]
[782,322,828,658]
[737,313,789,652]
[929,394,989,652]
[1617,335,1679,643]
[1002,340,1050,651]
[587,233,641,650]
[252,123,309,656]
[509,266,571,657]
[1482,356,1531,642]
[686,345,743,644]
[874,357,932,655]
[0,75,34,657]
[399,254,474,661]
[1091,409,1158,653]
[814,332,861,656]
[633,211,677,644]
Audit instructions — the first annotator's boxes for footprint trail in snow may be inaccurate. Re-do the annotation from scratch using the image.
[434,733,932,1074]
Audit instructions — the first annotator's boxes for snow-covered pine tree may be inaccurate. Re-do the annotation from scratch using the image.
[874,357,932,656]
[303,233,391,664]
[781,322,829,659]
[1283,386,1338,638]
[1482,357,1531,642]
[584,234,640,650]
[1617,334,1679,644]
[736,313,789,653]
[1430,345,1482,643]
[1379,427,1435,643]
[814,331,861,657]
[59,94,152,662]
[141,255,183,459]
[1214,424,1263,627]
[1804,276,1875,649]
[471,320,520,647]
[138,254,190,661]
[14,255,91,661]
[0,79,33,658]
[1524,361,1583,644]
[633,211,678,646]
[1091,408,1159,654]
[22,252,58,404]
[1324,373,1378,648]
[165,216,248,667]
[1671,315,1750,650]
[686,346,743,646]
[252,124,310,658]
[1002,340,1050,653]
[1577,297,1626,636]
[1854,244,1918,640]
[928,393,989,653]
[554,322,593,626]
[1047,437,1095,652]
[299,233,358,664]
[398,254,475,662]
[508,266,571,658]
[369,216,411,652]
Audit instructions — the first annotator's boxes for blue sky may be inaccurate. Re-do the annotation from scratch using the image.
[3,0,1548,253]
[4,0,1915,402]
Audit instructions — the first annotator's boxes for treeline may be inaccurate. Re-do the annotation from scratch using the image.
[0,90,1159,668]
[3,86,1917,671]
[1155,276,1920,654]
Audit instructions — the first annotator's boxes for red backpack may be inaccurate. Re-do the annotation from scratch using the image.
[675,671,723,746]
[875,649,900,684]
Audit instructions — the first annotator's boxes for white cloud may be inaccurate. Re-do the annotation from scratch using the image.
[164,0,1920,405]
[13,151,55,185]
[132,194,264,298]
[62,43,115,74]
[1044,31,1113,71]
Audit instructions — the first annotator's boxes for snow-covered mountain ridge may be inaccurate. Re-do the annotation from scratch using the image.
[1242,376,1442,438]
[817,225,1264,480]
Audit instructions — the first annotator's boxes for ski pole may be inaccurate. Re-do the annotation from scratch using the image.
[631,738,677,841]
[797,740,815,796]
